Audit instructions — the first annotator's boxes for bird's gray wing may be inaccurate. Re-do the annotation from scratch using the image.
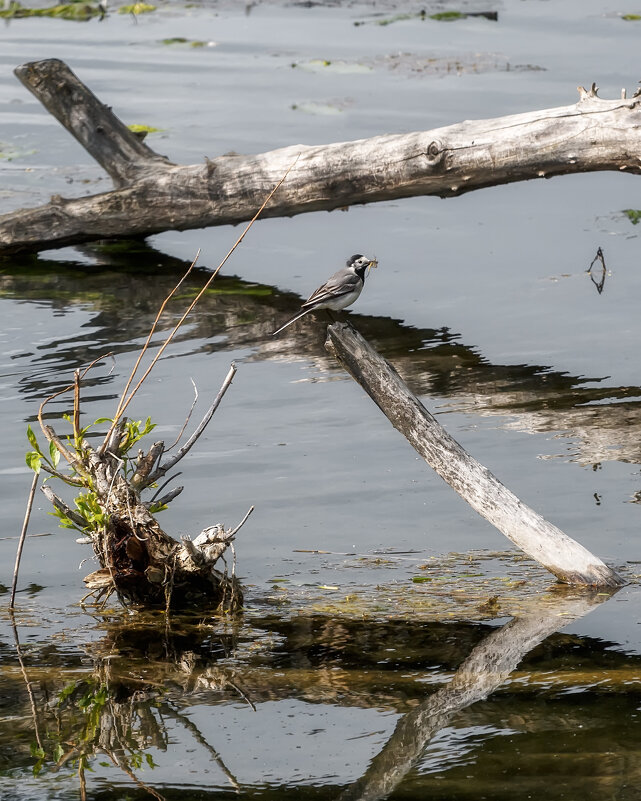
[302,268,359,308]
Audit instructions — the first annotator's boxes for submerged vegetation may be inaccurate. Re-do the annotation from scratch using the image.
[0,0,102,19]
[623,208,641,224]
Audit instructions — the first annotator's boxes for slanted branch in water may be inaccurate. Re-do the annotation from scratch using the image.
[1,60,641,255]
[326,322,625,588]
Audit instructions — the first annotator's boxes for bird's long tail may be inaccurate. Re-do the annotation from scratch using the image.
[272,307,314,336]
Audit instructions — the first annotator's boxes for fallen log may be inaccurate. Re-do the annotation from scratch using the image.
[1,59,641,255]
[326,321,624,587]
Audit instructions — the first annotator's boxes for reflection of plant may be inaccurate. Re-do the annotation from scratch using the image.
[32,676,162,794]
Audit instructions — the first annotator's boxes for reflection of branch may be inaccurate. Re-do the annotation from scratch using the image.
[161,703,241,789]
[587,246,607,295]
[104,749,167,801]
[336,589,617,801]
[9,611,42,750]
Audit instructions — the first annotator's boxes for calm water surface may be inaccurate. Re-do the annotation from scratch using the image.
[1,1,641,798]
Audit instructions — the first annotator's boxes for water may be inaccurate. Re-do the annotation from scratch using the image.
[1,0,641,798]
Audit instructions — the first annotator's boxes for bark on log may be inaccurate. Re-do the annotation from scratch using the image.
[326,321,624,587]
[1,61,641,255]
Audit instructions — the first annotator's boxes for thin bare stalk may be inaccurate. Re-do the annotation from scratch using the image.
[164,377,198,452]
[144,363,236,485]
[73,368,81,440]
[108,253,199,434]
[37,351,113,463]
[98,155,299,455]
[10,470,39,609]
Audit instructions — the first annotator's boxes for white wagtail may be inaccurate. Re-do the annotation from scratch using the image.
[272,254,378,335]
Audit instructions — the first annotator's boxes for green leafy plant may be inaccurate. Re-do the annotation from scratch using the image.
[26,415,157,533]
[623,208,641,224]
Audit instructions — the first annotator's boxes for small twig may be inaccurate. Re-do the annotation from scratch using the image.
[38,461,84,486]
[145,486,184,508]
[0,532,50,541]
[37,352,112,436]
[149,471,183,502]
[227,505,255,539]
[73,368,81,440]
[10,470,39,609]
[104,254,199,451]
[144,363,237,486]
[41,484,88,531]
[165,378,199,453]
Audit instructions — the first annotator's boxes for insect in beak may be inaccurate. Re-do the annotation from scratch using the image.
[367,258,378,274]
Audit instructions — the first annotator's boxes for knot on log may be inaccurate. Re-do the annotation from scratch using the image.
[425,139,445,167]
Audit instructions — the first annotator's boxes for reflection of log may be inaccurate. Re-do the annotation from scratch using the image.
[5,251,641,466]
[336,589,614,801]
[326,322,624,587]
[2,61,641,255]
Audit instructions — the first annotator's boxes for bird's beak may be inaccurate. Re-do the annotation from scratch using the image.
[367,258,378,274]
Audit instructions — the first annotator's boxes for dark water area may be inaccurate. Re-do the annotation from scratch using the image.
[1,0,641,798]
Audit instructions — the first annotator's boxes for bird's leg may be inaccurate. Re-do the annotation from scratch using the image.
[326,310,336,323]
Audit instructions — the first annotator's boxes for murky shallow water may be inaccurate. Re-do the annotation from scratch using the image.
[2,0,641,798]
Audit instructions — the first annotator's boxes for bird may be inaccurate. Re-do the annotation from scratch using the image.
[272,254,378,336]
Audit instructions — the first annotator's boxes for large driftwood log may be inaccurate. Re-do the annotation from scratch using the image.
[1,60,641,255]
[326,322,624,587]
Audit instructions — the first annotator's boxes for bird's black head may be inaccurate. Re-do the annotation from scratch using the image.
[347,253,378,279]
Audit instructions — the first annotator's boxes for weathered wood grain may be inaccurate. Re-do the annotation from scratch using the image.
[1,60,640,255]
[326,321,624,587]
[14,59,172,185]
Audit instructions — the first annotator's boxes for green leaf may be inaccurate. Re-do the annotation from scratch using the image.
[49,440,61,467]
[25,451,42,474]
[30,742,45,759]
[26,425,41,455]
[411,576,433,583]
[93,417,113,425]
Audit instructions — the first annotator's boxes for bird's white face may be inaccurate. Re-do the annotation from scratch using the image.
[348,254,378,274]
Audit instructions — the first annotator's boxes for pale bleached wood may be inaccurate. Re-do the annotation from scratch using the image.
[14,59,172,185]
[1,62,641,255]
[326,322,624,587]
